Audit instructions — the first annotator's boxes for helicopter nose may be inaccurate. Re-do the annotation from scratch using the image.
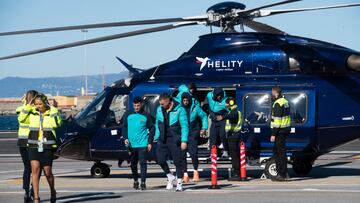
[347,54,360,72]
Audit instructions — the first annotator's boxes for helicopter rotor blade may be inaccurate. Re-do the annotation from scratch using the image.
[0,16,207,36]
[243,20,286,35]
[252,3,360,18]
[0,21,199,60]
[237,0,301,17]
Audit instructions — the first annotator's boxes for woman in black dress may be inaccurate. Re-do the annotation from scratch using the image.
[20,94,61,203]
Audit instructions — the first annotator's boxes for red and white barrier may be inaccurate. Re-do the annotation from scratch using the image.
[209,145,220,189]
[240,141,247,181]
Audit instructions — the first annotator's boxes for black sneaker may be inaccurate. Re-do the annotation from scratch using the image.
[228,175,241,181]
[271,175,286,182]
[133,181,139,190]
[24,194,31,203]
[140,182,146,190]
[24,189,31,203]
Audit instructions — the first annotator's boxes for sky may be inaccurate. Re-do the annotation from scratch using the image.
[0,0,359,79]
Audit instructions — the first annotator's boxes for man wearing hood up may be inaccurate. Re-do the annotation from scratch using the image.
[180,92,208,183]
[175,84,200,106]
[206,87,229,158]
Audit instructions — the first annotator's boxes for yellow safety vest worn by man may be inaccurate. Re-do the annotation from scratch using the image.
[16,104,32,147]
[224,100,243,180]
[270,95,291,181]
[19,105,62,149]
[271,97,291,134]
[225,105,243,133]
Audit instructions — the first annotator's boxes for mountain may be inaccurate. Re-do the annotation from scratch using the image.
[0,72,128,97]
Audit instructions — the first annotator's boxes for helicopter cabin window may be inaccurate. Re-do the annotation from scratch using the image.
[243,93,271,125]
[75,91,106,129]
[143,95,160,120]
[283,93,307,124]
[287,46,347,74]
[103,94,129,127]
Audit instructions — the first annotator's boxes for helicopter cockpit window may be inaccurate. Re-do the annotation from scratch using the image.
[143,95,160,120]
[75,91,106,129]
[283,93,307,124]
[243,93,271,125]
[104,94,129,127]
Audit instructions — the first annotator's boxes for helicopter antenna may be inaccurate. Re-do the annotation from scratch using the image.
[149,65,160,81]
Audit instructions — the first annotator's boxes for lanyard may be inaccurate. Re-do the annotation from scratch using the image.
[39,112,44,141]
[39,112,44,131]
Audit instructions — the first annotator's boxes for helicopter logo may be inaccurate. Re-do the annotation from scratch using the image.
[196,57,243,72]
[196,57,210,71]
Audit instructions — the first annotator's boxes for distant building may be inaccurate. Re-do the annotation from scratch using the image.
[76,95,96,110]
[0,98,22,115]
[0,94,96,115]
[54,96,76,109]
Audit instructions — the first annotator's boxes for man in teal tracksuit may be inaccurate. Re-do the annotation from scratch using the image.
[174,84,200,106]
[180,92,208,183]
[155,93,189,192]
[206,87,229,158]
[122,96,154,190]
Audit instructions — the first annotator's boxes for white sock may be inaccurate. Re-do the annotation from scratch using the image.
[166,173,174,180]
[184,172,188,177]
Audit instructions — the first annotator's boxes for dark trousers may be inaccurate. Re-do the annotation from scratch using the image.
[129,147,148,183]
[19,147,31,190]
[182,135,199,172]
[209,120,229,151]
[227,132,241,175]
[156,137,183,178]
[273,133,288,177]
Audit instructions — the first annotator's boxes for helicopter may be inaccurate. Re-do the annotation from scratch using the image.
[1,0,360,179]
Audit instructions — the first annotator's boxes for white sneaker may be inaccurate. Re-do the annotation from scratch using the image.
[222,151,229,158]
[166,174,175,190]
[175,179,183,192]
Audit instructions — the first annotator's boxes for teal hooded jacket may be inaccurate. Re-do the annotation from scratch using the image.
[174,84,200,106]
[154,101,189,143]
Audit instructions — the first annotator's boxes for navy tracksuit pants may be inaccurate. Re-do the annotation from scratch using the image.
[182,133,199,172]
[129,147,148,183]
[156,137,183,178]
[19,147,31,190]
[209,120,229,151]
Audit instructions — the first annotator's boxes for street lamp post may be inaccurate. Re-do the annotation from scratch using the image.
[81,29,88,96]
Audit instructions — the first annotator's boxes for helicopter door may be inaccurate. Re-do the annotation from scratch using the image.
[237,87,316,153]
[90,90,129,160]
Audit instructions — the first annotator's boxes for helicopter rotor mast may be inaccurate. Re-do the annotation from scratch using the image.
[1,0,360,60]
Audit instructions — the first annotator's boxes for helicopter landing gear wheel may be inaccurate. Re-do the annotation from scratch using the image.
[264,159,277,179]
[292,159,312,176]
[91,162,110,178]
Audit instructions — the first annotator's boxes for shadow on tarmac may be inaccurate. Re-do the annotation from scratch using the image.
[58,164,360,181]
[42,192,122,203]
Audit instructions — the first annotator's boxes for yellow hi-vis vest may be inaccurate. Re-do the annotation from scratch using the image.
[271,97,291,129]
[16,104,32,147]
[27,106,62,149]
[225,105,243,133]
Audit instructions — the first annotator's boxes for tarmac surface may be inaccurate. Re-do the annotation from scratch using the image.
[0,131,359,203]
